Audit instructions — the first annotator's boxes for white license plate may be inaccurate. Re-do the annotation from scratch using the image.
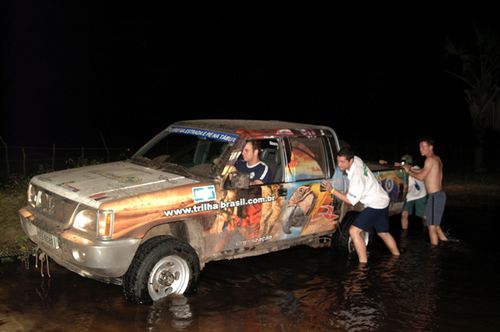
[36,227,59,249]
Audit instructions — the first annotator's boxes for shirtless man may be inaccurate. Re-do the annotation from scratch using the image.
[403,138,448,245]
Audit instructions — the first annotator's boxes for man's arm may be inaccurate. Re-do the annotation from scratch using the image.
[404,159,432,181]
[321,180,353,205]
[331,188,352,205]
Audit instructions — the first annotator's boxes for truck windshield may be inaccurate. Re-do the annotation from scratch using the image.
[130,132,232,178]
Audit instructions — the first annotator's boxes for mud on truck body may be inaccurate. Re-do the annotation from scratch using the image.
[19,120,408,304]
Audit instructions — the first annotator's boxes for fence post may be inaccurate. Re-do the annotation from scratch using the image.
[52,144,55,170]
[22,147,26,176]
[0,136,10,177]
[100,132,110,162]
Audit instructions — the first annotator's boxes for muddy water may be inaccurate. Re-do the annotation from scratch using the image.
[1,204,499,332]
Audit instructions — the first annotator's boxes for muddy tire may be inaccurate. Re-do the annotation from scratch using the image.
[332,212,371,254]
[123,236,200,304]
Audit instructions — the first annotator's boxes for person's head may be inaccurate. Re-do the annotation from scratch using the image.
[242,140,261,164]
[400,154,413,165]
[336,146,355,171]
[419,137,435,157]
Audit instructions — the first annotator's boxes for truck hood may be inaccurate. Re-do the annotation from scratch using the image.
[31,161,198,208]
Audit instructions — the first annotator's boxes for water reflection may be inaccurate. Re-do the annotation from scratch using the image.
[140,295,193,331]
[331,262,383,331]
[1,207,499,331]
[0,240,445,332]
[374,234,441,332]
[35,277,52,308]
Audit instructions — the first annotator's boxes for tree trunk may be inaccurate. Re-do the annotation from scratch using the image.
[473,126,486,172]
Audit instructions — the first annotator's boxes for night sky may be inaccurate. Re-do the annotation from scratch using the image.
[2,2,500,164]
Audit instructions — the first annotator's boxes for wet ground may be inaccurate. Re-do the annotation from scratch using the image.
[1,202,500,332]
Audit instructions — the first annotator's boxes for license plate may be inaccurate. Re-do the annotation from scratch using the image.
[36,227,59,249]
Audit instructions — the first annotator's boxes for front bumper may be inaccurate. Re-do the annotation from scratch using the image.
[19,207,141,285]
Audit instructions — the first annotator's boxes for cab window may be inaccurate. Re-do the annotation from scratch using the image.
[286,136,328,181]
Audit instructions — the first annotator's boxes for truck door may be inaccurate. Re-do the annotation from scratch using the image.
[277,135,338,237]
[210,135,339,253]
[211,138,286,251]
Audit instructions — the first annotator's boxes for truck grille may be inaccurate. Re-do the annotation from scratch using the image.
[32,185,78,226]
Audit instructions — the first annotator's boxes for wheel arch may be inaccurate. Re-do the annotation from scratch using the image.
[140,218,206,268]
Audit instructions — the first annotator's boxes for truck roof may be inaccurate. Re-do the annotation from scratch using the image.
[172,119,334,135]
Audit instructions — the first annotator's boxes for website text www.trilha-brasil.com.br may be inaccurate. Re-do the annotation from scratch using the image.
[163,196,275,217]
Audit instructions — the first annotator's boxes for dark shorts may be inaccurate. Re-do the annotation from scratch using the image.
[425,191,446,226]
[403,196,427,218]
[353,206,389,233]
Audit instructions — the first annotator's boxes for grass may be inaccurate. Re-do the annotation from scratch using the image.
[444,170,500,207]
[0,181,32,258]
[446,169,500,185]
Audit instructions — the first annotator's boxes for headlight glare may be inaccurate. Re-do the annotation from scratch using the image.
[73,209,97,232]
[27,184,36,208]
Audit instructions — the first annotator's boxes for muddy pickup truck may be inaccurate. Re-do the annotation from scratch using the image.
[19,120,407,304]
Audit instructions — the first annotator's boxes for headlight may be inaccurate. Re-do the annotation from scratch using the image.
[73,208,114,240]
[73,209,97,233]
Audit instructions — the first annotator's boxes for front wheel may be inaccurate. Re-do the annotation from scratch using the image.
[123,236,200,304]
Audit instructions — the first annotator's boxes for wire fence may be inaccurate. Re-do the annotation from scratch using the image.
[1,134,498,181]
[0,137,131,180]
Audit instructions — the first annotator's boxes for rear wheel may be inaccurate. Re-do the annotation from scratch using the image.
[347,229,371,254]
[123,236,200,304]
[332,212,371,254]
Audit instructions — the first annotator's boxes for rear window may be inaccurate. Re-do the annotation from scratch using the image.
[286,136,328,181]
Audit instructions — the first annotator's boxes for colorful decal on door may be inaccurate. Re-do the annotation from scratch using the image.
[204,182,338,253]
[280,185,317,234]
[278,183,338,237]
[207,184,284,252]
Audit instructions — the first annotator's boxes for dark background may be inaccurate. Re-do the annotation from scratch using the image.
[2,2,500,170]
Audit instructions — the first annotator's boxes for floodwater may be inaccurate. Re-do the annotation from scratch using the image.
[1,202,499,332]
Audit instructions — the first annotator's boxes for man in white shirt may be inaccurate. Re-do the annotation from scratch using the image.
[398,155,427,230]
[322,146,400,263]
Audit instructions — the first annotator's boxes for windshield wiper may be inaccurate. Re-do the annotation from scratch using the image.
[129,156,195,177]
[158,162,194,177]
[128,155,150,166]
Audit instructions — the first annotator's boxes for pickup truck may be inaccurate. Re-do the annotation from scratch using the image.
[19,120,407,304]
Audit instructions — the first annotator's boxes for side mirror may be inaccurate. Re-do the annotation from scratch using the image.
[227,171,250,189]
